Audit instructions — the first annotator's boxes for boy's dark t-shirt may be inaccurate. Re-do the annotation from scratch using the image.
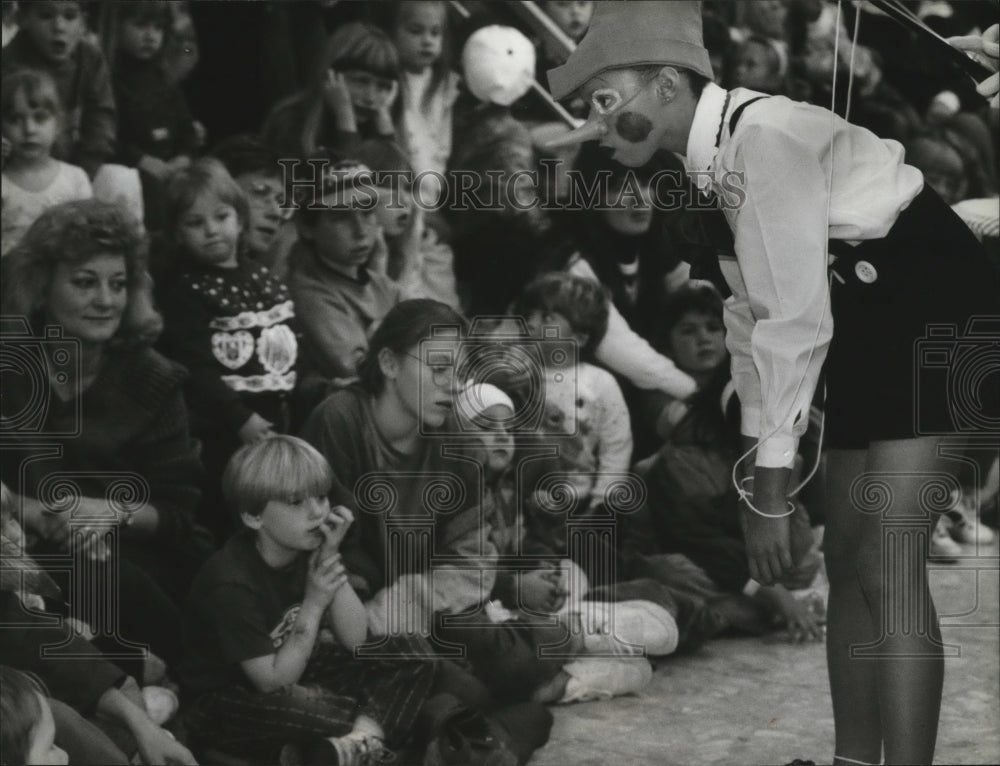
[179,529,309,698]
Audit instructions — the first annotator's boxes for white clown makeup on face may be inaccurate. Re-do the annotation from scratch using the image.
[577,69,665,167]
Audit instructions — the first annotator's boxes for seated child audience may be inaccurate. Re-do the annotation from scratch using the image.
[732,35,787,94]
[1,1,116,179]
[512,1,594,122]
[262,21,400,161]
[211,133,294,280]
[356,139,460,307]
[180,435,428,764]
[571,145,689,339]
[1,69,92,256]
[1,485,198,766]
[623,286,825,642]
[906,132,972,206]
[429,382,680,705]
[287,156,400,391]
[514,273,633,522]
[156,158,300,541]
[448,106,697,402]
[180,435,551,765]
[299,299,471,598]
[383,0,460,210]
[109,0,200,232]
[0,667,69,766]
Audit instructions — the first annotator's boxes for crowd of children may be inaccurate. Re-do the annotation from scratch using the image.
[1,2,997,765]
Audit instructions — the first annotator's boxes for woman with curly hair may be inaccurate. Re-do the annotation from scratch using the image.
[0,199,211,676]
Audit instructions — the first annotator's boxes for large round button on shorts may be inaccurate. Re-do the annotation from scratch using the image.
[855,260,878,283]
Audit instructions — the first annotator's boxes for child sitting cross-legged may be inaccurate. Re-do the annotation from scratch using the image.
[428,382,685,706]
[179,435,437,765]
[510,273,633,574]
[623,285,827,642]
[287,156,400,399]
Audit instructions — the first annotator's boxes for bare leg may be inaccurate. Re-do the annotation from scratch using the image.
[824,448,883,766]
[862,438,944,765]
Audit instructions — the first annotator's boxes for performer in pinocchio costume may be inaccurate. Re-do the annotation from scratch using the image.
[545,2,999,765]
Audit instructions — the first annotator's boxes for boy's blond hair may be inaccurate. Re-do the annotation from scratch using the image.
[222,435,333,520]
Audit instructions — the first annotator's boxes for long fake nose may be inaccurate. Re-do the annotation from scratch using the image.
[541,117,607,150]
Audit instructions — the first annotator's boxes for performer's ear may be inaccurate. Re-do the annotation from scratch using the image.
[655,66,682,104]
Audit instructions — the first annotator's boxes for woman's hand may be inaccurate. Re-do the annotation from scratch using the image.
[238,412,276,444]
[30,495,121,559]
[739,494,792,586]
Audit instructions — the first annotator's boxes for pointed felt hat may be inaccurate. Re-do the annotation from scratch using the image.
[547,1,713,102]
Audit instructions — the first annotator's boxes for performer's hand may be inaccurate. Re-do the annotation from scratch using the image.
[949,24,999,107]
[740,495,792,586]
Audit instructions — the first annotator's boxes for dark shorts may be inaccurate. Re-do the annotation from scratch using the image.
[824,186,1000,450]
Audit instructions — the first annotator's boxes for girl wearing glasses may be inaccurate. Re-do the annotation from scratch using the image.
[300,299,470,602]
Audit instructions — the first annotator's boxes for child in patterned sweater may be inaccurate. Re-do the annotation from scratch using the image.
[156,158,299,540]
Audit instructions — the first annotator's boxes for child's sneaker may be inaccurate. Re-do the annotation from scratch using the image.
[946,490,995,545]
[558,656,653,703]
[577,600,679,657]
[930,517,962,561]
[302,733,397,765]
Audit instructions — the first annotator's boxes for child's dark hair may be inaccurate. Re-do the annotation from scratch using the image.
[357,299,467,394]
[1,69,63,125]
[658,283,725,354]
[659,285,734,451]
[110,0,173,64]
[223,435,333,520]
[164,157,250,253]
[514,272,610,357]
[0,666,51,766]
[314,21,400,91]
[17,0,88,24]
[211,134,283,181]
[117,0,172,29]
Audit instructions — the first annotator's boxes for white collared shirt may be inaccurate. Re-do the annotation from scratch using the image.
[684,83,923,468]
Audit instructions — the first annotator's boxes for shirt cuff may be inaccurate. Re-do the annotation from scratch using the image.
[756,431,798,469]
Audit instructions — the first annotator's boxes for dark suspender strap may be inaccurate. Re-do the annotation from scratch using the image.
[729,96,769,136]
[714,92,733,149]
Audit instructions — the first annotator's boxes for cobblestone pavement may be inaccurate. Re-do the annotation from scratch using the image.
[533,542,999,766]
